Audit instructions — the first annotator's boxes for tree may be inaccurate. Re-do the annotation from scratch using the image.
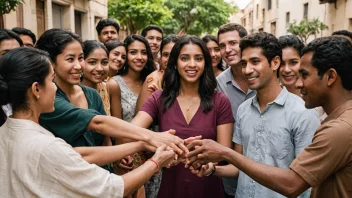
[0,0,23,15]
[163,0,237,36]
[108,0,172,34]
[287,18,328,44]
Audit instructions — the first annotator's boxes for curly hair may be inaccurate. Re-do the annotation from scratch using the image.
[240,32,282,64]
[332,30,352,42]
[96,18,120,35]
[217,23,247,39]
[117,35,156,82]
[301,36,352,90]
[162,35,217,112]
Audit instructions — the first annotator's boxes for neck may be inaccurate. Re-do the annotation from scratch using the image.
[55,76,77,96]
[108,69,118,77]
[256,78,283,111]
[12,107,40,124]
[231,64,246,81]
[179,82,199,97]
[81,79,98,90]
[322,88,352,115]
[153,52,158,60]
[285,84,300,97]
[124,69,141,82]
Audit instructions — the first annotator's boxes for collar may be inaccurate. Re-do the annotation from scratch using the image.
[322,100,352,124]
[252,87,289,107]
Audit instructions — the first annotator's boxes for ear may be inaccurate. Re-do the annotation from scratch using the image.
[325,68,338,87]
[30,82,40,98]
[270,56,281,71]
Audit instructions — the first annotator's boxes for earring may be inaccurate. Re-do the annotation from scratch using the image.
[37,95,40,100]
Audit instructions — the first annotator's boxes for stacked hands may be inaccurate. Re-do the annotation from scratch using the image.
[119,129,227,176]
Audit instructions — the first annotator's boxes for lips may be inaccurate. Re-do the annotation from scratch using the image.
[185,70,197,77]
[245,76,258,83]
[134,61,145,67]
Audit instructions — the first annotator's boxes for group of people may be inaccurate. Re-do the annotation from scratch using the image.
[0,18,351,198]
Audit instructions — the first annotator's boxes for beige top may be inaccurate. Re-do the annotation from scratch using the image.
[0,117,124,198]
[290,100,352,198]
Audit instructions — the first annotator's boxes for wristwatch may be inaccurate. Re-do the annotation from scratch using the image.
[206,163,216,176]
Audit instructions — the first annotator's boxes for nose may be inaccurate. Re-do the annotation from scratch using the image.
[210,50,216,57]
[225,45,231,53]
[74,60,82,70]
[242,63,253,75]
[108,32,112,38]
[282,64,291,73]
[189,58,196,67]
[295,76,303,89]
[96,63,103,71]
[136,52,142,59]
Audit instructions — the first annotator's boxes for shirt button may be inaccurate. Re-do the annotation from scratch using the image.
[252,180,255,183]
[260,115,264,118]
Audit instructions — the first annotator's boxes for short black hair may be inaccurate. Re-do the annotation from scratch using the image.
[301,36,352,90]
[240,32,282,64]
[332,30,352,40]
[217,23,247,39]
[12,27,36,44]
[141,25,163,38]
[0,28,23,46]
[278,35,304,53]
[96,18,120,35]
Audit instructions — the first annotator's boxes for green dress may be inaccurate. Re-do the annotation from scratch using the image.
[39,84,112,171]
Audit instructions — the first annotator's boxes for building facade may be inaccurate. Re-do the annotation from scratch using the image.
[1,0,109,41]
[231,0,352,42]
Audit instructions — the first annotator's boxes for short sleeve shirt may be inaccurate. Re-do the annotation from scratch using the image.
[40,84,106,147]
[233,87,320,198]
[290,100,352,198]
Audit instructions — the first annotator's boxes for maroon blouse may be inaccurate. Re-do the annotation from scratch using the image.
[141,90,234,198]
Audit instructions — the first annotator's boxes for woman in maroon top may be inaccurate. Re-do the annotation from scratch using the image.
[131,36,234,198]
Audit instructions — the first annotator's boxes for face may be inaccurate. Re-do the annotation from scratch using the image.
[241,47,277,91]
[145,30,162,54]
[19,35,34,47]
[206,40,221,68]
[218,30,241,66]
[53,41,84,85]
[109,46,126,73]
[296,52,325,109]
[279,47,301,88]
[127,40,148,73]
[177,43,205,85]
[38,66,57,113]
[83,48,109,84]
[98,26,119,43]
[0,39,20,58]
[160,42,175,70]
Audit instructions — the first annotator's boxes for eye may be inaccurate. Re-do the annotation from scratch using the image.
[78,56,84,61]
[162,53,169,58]
[129,51,137,55]
[180,56,188,61]
[241,62,247,68]
[121,55,127,60]
[157,38,162,42]
[141,51,148,55]
[67,58,74,62]
[219,44,225,49]
[102,60,109,66]
[230,41,237,45]
[88,61,96,65]
[214,47,220,52]
[252,60,260,64]
[195,55,204,61]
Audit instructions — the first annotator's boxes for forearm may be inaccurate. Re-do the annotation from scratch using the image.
[223,148,307,197]
[88,115,152,142]
[122,160,158,196]
[214,164,239,178]
[74,142,144,166]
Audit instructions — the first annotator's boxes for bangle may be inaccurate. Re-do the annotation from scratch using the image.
[206,163,216,177]
[148,158,160,173]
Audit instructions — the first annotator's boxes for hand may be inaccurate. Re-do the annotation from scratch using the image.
[140,141,157,152]
[184,135,202,145]
[186,139,227,169]
[117,156,134,170]
[190,162,215,177]
[149,129,188,155]
[147,82,160,93]
[152,145,177,168]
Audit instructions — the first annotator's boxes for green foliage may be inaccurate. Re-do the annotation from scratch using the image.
[108,0,172,34]
[163,0,237,35]
[287,18,328,44]
[0,0,24,15]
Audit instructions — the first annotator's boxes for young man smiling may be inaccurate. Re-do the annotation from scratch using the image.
[187,36,352,198]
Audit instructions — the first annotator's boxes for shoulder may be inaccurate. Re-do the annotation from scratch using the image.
[80,84,101,99]
[107,78,121,93]
[213,91,230,102]
[216,68,231,83]
[151,90,163,99]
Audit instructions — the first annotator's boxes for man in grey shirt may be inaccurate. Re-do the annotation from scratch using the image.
[216,23,256,198]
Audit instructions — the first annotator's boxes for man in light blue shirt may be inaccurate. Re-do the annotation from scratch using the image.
[216,23,256,198]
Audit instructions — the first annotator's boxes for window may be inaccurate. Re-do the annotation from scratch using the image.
[52,3,63,29]
[303,3,308,19]
[243,18,247,27]
[286,12,290,27]
[259,28,264,32]
[268,0,272,10]
[349,18,352,31]
[36,0,45,37]
[262,9,265,23]
[271,22,276,36]
[75,11,82,36]
[256,4,259,19]
[249,11,253,23]
[16,4,24,27]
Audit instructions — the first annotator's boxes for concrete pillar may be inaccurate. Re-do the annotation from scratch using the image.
[46,0,53,29]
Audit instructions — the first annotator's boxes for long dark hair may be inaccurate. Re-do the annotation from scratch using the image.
[0,48,51,125]
[162,35,216,112]
[202,35,224,71]
[117,35,155,82]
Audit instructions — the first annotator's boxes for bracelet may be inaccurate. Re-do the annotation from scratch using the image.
[148,158,160,173]
[205,163,216,177]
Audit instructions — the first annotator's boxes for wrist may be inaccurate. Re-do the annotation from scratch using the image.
[148,158,160,173]
[205,163,216,176]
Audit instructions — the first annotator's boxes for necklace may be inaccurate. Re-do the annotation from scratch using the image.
[186,96,199,111]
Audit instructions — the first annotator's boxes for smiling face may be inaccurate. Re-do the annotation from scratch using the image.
[83,48,109,84]
[145,29,162,55]
[279,47,301,88]
[52,41,84,85]
[218,30,241,67]
[296,51,326,109]
[206,40,221,68]
[127,40,148,73]
[109,45,126,74]
[241,47,278,91]
[177,43,205,85]
[160,42,175,71]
